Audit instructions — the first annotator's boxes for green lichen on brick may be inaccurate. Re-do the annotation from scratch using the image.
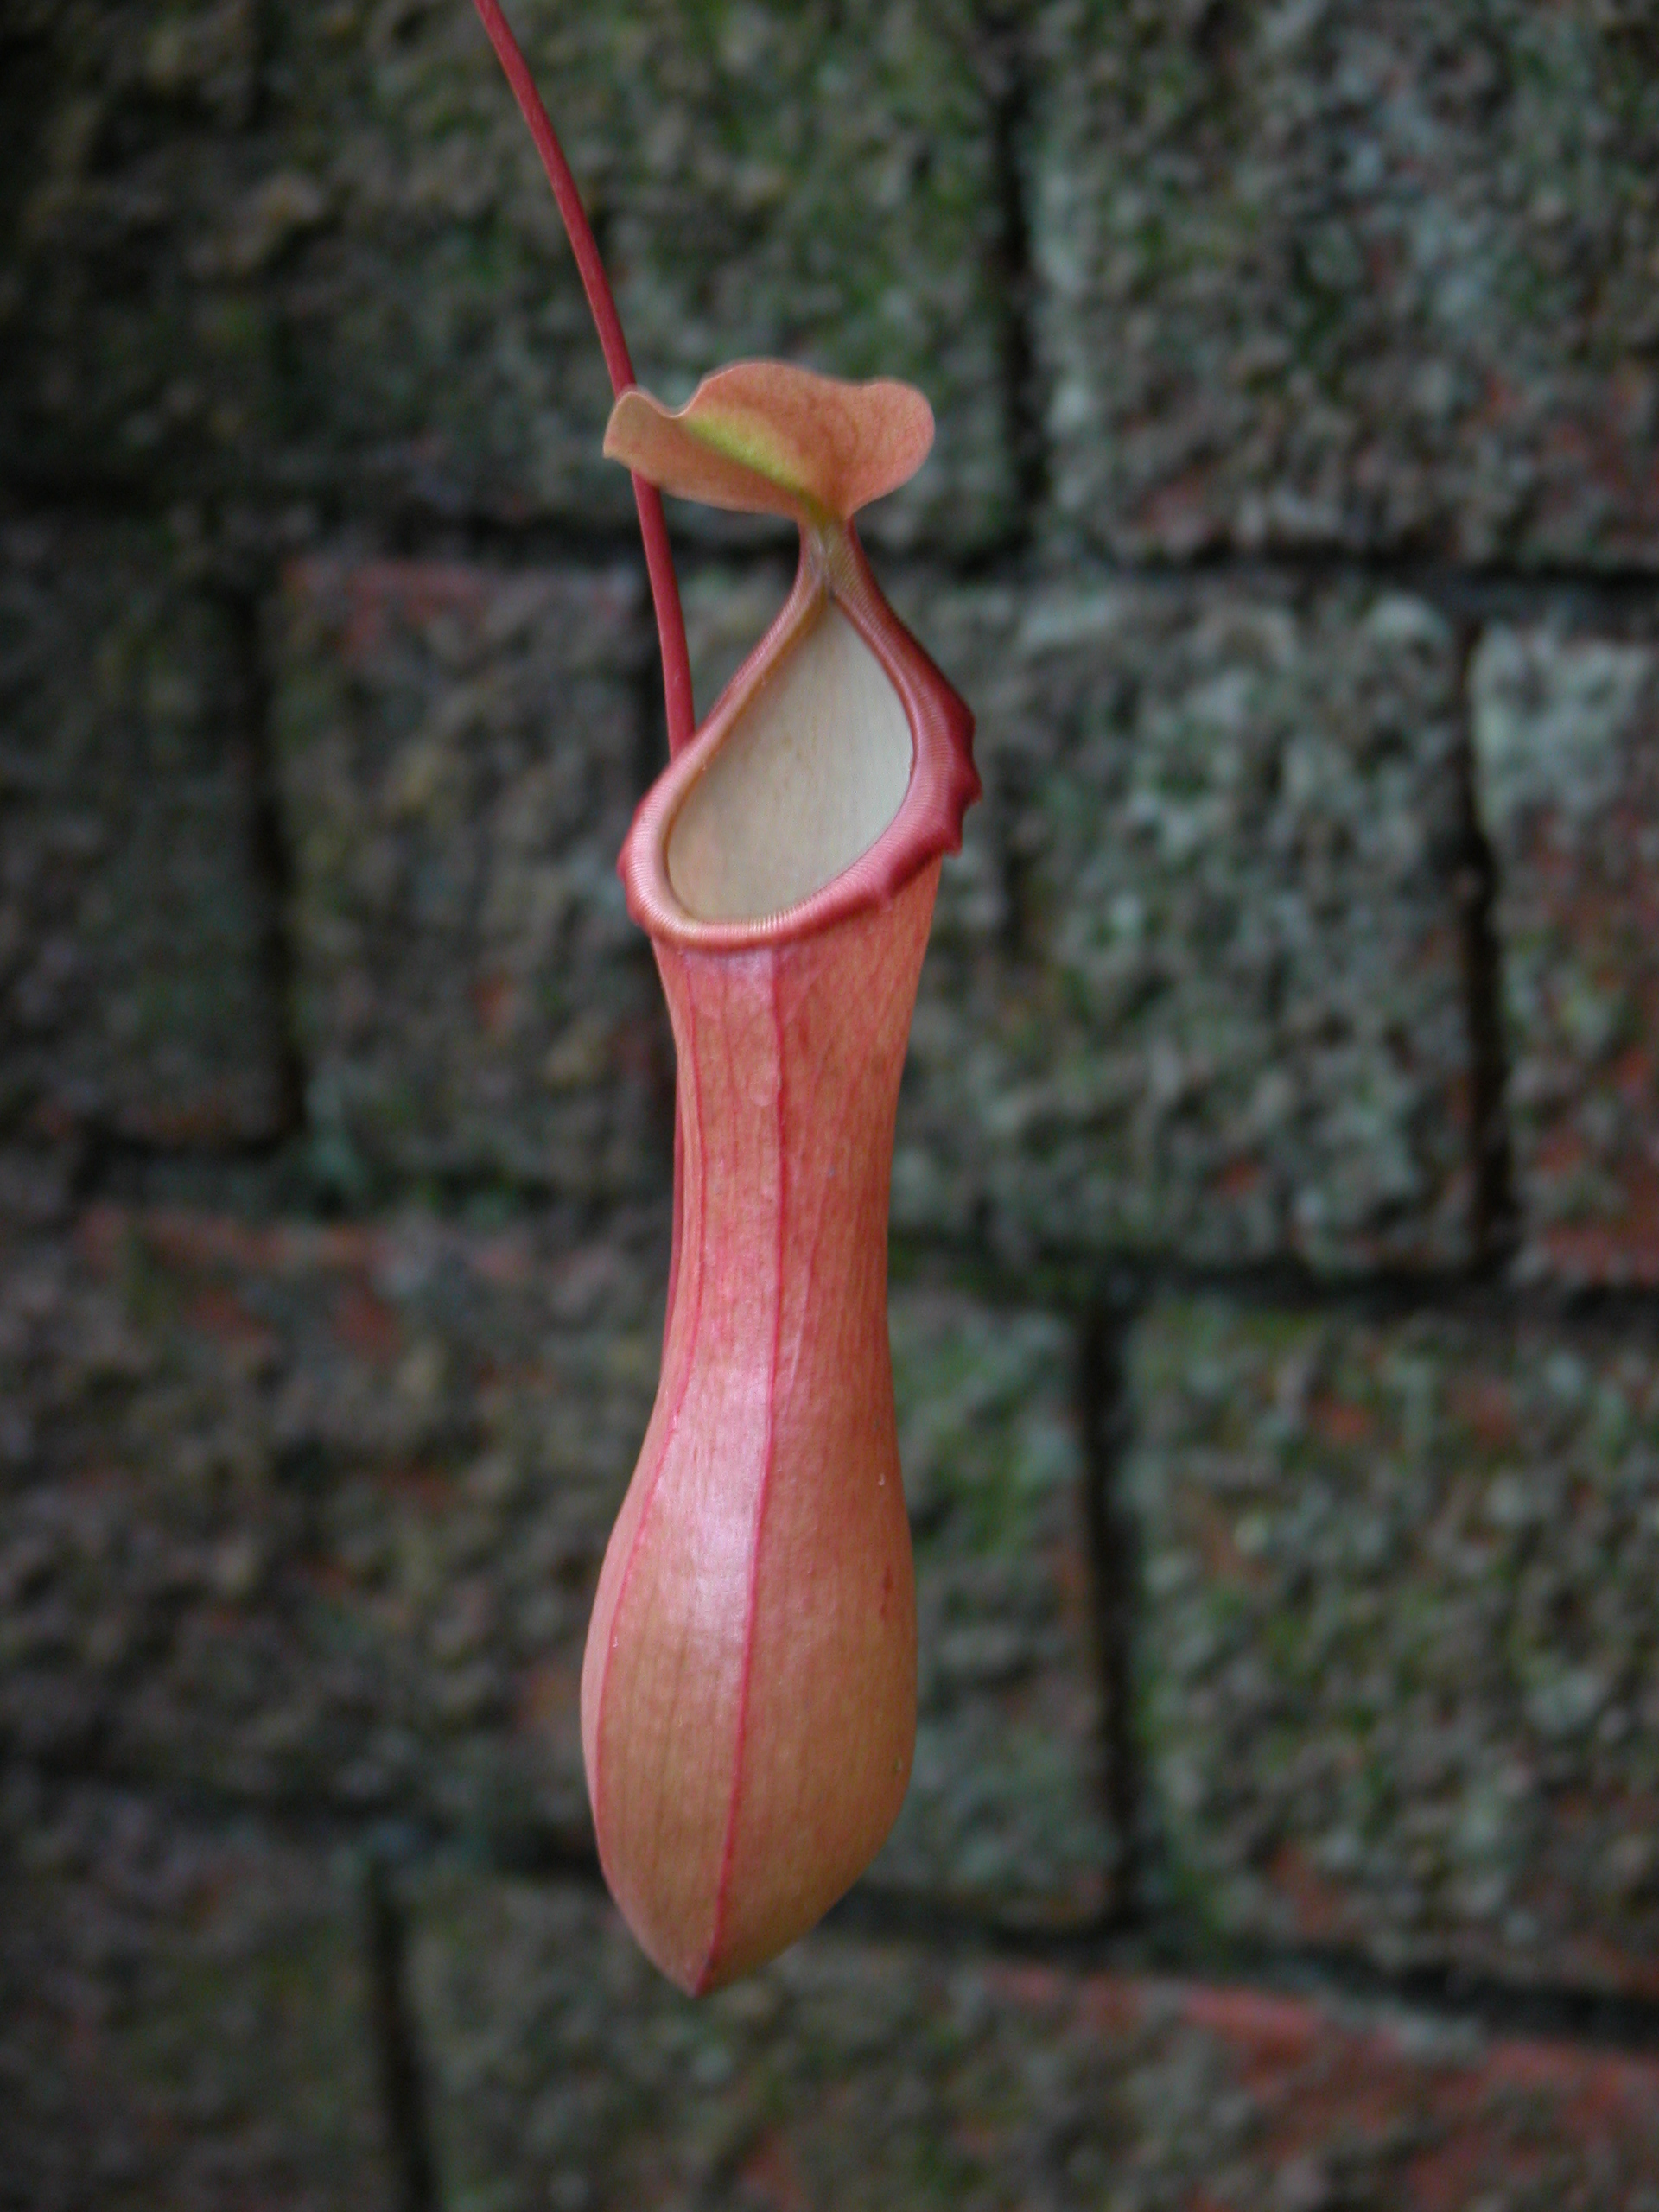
[271,0,1007,547]
[1129,1295,1659,1994]
[0,1197,665,1850]
[271,556,665,1200]
[1472,620,1659,1284]
[875,1286,1112,1928]
[887,570,1471,1273]
[1035,0,1659,565]
[408,1869,1659,2211]
[0,1777,393,2211]
[0,1,286,499]
[410,1876,979,2210]
[3,0,1008,548]
[0,520,284,1143]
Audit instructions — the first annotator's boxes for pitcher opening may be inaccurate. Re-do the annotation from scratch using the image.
[665,601,913,925]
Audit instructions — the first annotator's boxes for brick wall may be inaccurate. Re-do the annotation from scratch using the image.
[7,4,1659,2206]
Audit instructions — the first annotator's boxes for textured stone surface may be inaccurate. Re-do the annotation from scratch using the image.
[0,520,285,1145]
[0,1179,1108,1918]
[0,1194,664,1849]
[1129,1297,1659,1997]
[1035,0,1659,566]
[0,1776,392,2212]
[1472,622,1659,1284]
[3,0,1008,549]
[273,556,665,1200]
[887,572,1473,1272]
[410,1870,1659,2211]
[876,1286,1109,1928]
[270,0,1009,549]
[0,0,283,503]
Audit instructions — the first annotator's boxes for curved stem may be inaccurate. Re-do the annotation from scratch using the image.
[469,0,696,755]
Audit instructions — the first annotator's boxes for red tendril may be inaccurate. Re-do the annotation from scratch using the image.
[469,0,696,756]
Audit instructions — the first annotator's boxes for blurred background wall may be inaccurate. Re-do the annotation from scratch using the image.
[6,1,1659,2204]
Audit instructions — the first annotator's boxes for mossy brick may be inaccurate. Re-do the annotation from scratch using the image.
[1472,622,1659,1285]
[875,1285,1111,1929]
[408,1868,1659,2211]
[273,555,665,1200]
[3,1,1009,550]
[0,1777,393,2212]
[0,1195,664,1851]
[0,1180,1108,1922]
[0,1,289,501]
[1128,1296,1659,1998]
[0,520,286,1145]
[264,0,1009,550]
[886,570,1472,1273]
[1034,0,1659,567]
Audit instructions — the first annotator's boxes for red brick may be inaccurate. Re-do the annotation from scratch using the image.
[2,1196,1115,1931]
[409,1870,1659,2209]
[1473,624,1659,1284]
[0,521,286,1145]
[876,1286,1112,1929]
[0,1192,665,1848]
[272,554,666,1203]
[3,0,1009,552]
[886,572,1473,1274]
[1037,3,1659,570]
[0,1777,393,2212]
[1131,1298,1659,1999]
